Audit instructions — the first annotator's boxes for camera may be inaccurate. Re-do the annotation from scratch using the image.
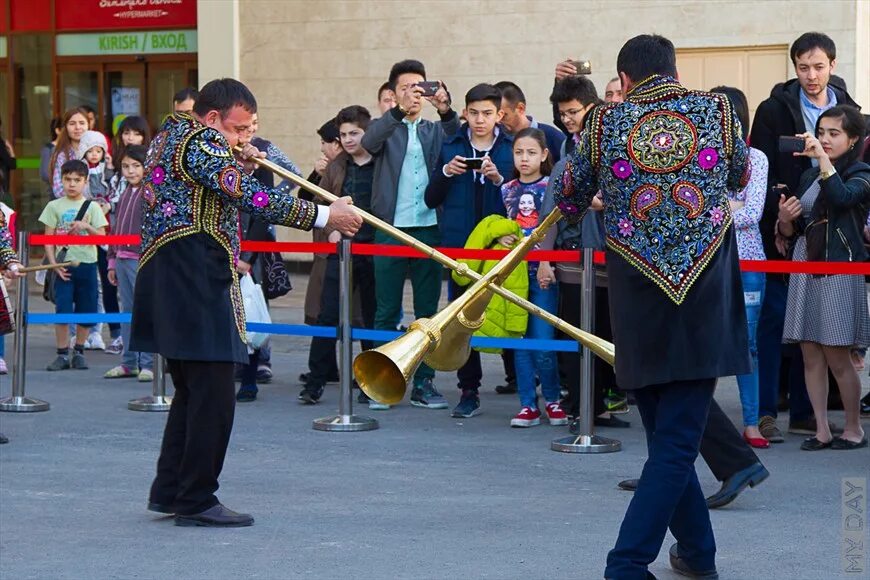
[778,136,806,154]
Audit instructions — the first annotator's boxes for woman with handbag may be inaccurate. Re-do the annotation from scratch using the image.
[777,105,870,451]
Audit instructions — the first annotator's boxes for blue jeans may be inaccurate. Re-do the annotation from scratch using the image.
[605,379,716,579]
[514,278,560,408]
[756,276,812,421]
[116,258,153,371]
[736,271,764,427]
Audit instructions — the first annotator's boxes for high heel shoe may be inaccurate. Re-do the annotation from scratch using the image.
[743,431,770,449]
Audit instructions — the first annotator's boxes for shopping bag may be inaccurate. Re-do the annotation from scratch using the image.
[240,273,271,350]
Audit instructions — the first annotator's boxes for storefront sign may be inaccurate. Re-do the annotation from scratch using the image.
[56,30,197,56]
[0,38,6,59]
[56,0,197,31]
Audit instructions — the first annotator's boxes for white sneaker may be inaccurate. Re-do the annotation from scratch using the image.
[368,400,391,411]
[0,358,7,375]
[105,336,124,355]
[85,333,106,351]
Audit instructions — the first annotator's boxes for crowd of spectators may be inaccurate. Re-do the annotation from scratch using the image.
[2,31,868,450]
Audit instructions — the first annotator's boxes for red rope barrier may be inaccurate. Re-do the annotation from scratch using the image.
[26,234,870,275]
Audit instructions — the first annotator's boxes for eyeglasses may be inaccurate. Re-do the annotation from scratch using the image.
[559,109,585,119]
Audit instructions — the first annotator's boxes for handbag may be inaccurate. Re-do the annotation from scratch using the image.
[240,273,271,351]
[43,200,91,303]
[262,251,292,299]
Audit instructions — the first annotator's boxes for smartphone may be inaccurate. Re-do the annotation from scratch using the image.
[463,157,485,170]
[416,81,440,97]
[778,136,806,153]
[570,59,592,75]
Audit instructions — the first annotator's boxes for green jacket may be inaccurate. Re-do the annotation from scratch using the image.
[452,215,529,353]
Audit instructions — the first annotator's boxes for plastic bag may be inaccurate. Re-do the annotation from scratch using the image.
[240,273,271,351]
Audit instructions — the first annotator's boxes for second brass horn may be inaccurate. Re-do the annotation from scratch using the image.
[353,209,614,406]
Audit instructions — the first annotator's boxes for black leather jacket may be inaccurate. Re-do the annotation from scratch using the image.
[793,161,870,262]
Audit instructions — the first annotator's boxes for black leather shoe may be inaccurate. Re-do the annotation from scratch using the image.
[147,501,175,514]
[175,504,254,527]
[618,478,639,491]
[669,543,718,578]
[705,462,769,509]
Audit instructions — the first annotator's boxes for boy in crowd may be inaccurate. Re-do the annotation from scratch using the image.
[360,59,459,410]
[300,106,378,404]
[377,82,397,115]
[40,160,107,371]
[750,32,861,441]
[424,83,515,418]
[495,81,565,162]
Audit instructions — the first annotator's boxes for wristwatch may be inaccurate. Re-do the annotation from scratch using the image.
[820,167,837,180]
[397,102,410,117]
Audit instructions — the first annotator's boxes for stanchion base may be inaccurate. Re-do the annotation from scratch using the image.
[0,396,50,413]
[128,396,173,412]
[312,414,379,432]
[551,434,621,454]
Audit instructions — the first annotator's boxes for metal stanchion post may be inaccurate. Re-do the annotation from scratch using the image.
[1,232,49,412]
[552,247,620,453]
[313,237,378,432]
[128,355,172,411]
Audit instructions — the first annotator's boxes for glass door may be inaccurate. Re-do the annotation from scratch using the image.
[59,65,99,119]
[105,64,145,138]
[147,63,197,130]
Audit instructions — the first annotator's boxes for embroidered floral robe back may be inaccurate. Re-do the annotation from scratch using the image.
[130,113,319,363]
[554,75,753,389]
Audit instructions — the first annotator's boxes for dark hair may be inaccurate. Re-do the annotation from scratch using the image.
[335,105,371,131]
[550,76,601,107]
[121,144,147,166]
[60,159,88,178]
[494,81,525,106]
[112,116,152,164]
[790,32,836,65]
[193,79,257,118]
[80,104,96,116]
[817,105,866,168]
[49,117,63,141]
[173,87,200,104]
[616,34,677,82]
[465,83,502,109]
[377,82,392,99]
[388,60,426,91]
[513,127,553,177]
[316,119,340,143]
[710,86,749,142]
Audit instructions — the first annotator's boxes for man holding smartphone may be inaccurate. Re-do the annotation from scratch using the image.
[749,32,861,443]
[361,59,459,411]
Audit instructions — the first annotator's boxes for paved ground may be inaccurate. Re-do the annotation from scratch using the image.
[1,274,868,579]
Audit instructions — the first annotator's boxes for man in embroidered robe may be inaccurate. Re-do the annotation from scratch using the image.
[131,79,361,527]
[553,36,750,579]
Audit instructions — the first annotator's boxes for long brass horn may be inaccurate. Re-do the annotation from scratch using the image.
[239,150,615,374]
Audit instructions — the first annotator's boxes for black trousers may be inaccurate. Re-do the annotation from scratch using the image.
[558,281,616,416]
[149,359,236,515]
[701,398,759,481]
[97,247,121,335]
[308,254,376,386]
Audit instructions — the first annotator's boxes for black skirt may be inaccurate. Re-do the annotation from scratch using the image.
[130,234,249,364]
[606,229,751,390]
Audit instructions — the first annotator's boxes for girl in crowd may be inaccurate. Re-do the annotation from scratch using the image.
[712,86,770,449]
[110,116,152,200]
[49,108,90,198]
[500,127,567,427]
[104,145,153,381]
[778,104,870,451]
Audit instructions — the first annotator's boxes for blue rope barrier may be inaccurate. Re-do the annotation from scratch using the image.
[27,313,581,352]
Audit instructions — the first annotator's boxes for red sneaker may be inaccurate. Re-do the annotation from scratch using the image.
[545,402,569,426]
[510,406,541,427]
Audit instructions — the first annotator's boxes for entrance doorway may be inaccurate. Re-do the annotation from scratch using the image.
[56,58,197,138]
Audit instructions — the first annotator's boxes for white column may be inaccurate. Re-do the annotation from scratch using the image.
[197,0,240,83]
[854,0,869,110]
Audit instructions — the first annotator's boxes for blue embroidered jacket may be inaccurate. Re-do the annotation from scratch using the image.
[131,113,319,362]
[554,75,750,304]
